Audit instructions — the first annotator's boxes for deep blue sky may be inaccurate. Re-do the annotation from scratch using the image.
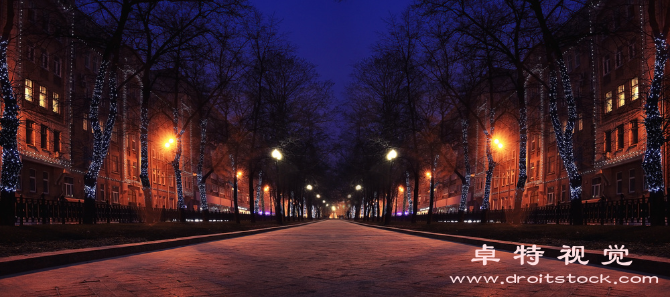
[249,0,414,106]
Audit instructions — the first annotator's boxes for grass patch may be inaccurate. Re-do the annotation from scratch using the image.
[0,220,303,258]
[361,220,670,259]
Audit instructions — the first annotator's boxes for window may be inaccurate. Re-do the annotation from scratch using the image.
[17,171,22,191]
[39,86,47,108]
[84,51,90,69]
[40,124,48,150]
[26,45,35,62]
[547,187,555,205]
[132,161,137,178]
[548,156,555,174]
[152,168,157,183]
[111,155,119,173]
[629,169,636,193]
[605,91,612,113]
[531,135,536,151]
[26,120,34,145]
[630,120,639,145]
[53,130,60,152]
[631,77,639,101]
[41,50,48,69]
[29,169,36,192]
[575,52,581,67]
[592,177,601,197]
[566,53,573,72]
[99,183,106,201]
[42,172,49,194]
[64,177,74,197]
[628,41,636,60]
[615,47,623,68]
[616,172,623,195]
[617,84,625,108]
[603,55,611,75]
[561,185,567,202]
[52,92,60,113]
[617,125,624,150]
[529,162,535,181]
[53,56,61,76]
[605,130,612,153]
[24,79,33,101]
[578,113,583,131]
[112,186,119,204]
[129,189,136,204]
[83,115,88,131]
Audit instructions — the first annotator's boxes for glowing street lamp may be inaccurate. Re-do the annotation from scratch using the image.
[306,184,313,190]
[271,149,282,160]
[316,194,321,198]
[347,194,351,198]
[355,184,362,191]
[264,186,269,192]
[494,138,503,149]
[386,149,397,161]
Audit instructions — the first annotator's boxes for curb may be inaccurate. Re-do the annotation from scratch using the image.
[351,221,670,278]
[0,221,317,277]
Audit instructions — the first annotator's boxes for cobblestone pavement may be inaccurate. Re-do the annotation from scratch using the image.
[0,220,668,296]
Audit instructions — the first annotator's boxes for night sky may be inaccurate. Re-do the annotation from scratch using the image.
[249,0,413,112]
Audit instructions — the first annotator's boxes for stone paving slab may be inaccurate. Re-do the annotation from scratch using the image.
[0,220,668,296]
[354,221,670,278]
[0,221,313,277]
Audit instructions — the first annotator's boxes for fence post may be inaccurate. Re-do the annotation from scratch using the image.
[19,195,24,226]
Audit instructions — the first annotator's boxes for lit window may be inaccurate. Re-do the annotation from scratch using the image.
[39,86,47,108]
[578,113,583,131]
[605,91,613,113]
[631,77,638,101]
[24,79,33,101]
[617,84,625,108]
[65,177,74,197]
[52,92,60,113]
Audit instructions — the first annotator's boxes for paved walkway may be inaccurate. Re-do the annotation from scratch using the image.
[0,220,668,296]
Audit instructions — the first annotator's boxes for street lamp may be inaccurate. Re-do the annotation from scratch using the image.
[384,149,397,224]
[355,184,362,191]
[306,184,313,190]
[271,149,282,223]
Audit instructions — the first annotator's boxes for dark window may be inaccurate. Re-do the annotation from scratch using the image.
[630,120,638,144]
[605,130,612,153]
[29,169,36,192]
[26,120,34,145]
[615,47,623,68]
[629,169,636,193]
[42,172,49,194]
[40,125,48,149]
[603,55,611,75]
[53,130,60,152]
[617,125,624,150]
[616,172,623,195]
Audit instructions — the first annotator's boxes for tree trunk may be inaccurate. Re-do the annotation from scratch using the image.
[411,171,419,223]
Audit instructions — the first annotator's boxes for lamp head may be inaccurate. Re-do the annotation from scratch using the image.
[271,149,282,160]
[386,149,397,160]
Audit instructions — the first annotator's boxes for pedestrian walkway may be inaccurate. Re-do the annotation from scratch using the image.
[0,220,668,296]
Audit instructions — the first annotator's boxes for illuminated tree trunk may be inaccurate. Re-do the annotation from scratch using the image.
[0,21,21,225]
[643,0,670,226]
[197,119,208,214]
[83,62,118,224]
[458,120,471,222]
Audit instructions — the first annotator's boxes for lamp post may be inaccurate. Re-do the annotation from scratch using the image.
[272,149,282,224]
[426,171,435,224]
[306,184,313,220]
[355,184,362,220]
[385,149,397,225]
